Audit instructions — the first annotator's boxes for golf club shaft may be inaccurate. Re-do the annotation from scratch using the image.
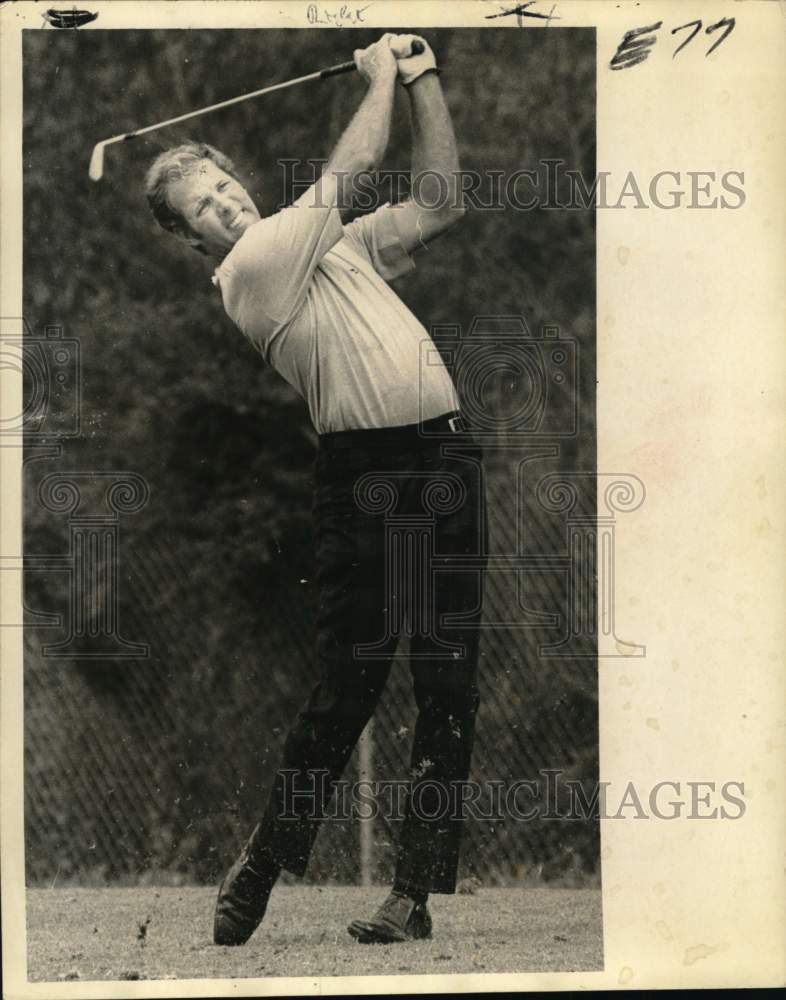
[116,42,423,146]
[118,61,354,146]
[89,41,424,180]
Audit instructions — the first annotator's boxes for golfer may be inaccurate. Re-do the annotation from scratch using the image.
[145,33,487,945]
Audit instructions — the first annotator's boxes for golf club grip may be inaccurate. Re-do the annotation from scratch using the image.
[320,39,425,79]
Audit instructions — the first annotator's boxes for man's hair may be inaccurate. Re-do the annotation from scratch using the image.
[145,141,240,248]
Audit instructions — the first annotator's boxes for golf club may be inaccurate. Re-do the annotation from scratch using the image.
[88,41,424,182]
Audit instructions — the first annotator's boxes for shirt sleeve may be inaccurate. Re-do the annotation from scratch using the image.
[228,173,345,331]
[341,202,416,282]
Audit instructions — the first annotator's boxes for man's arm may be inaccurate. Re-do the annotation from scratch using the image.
[390,40,465,252]
[323,35,398,218]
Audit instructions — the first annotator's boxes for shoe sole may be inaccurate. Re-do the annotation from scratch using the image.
[347,920,432,944]
[347,919,408,944]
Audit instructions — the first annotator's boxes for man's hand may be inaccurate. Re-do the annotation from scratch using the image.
[392,35,438,86]
[353,34,399,85]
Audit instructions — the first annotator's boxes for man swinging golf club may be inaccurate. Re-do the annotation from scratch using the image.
[145,33,487,946]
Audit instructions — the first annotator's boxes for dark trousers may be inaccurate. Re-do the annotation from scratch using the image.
[254,414,487,894]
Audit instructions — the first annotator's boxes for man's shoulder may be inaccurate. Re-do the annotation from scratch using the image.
[213,219,275,320]
[221,216,276,278]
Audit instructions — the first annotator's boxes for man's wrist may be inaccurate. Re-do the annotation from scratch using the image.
[401,66,442,88]
[368,68,398,91]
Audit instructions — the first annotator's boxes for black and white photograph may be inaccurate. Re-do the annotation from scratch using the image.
[1,1,784,996]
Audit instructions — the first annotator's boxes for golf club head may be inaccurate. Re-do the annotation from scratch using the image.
[88,142,106,182]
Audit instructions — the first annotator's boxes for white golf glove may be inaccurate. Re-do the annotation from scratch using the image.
[390,34,440,86]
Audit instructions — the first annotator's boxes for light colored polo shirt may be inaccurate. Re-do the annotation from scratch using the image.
[212,174,459,434]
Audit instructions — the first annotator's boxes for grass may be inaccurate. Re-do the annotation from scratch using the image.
[26,885,603,983]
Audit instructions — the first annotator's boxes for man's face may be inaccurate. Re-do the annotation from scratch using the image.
[168,159,261,257]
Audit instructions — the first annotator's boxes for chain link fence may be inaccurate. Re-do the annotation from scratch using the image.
[24,446,599,889]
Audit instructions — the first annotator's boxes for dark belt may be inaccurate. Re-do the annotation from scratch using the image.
[318,411,470,451]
